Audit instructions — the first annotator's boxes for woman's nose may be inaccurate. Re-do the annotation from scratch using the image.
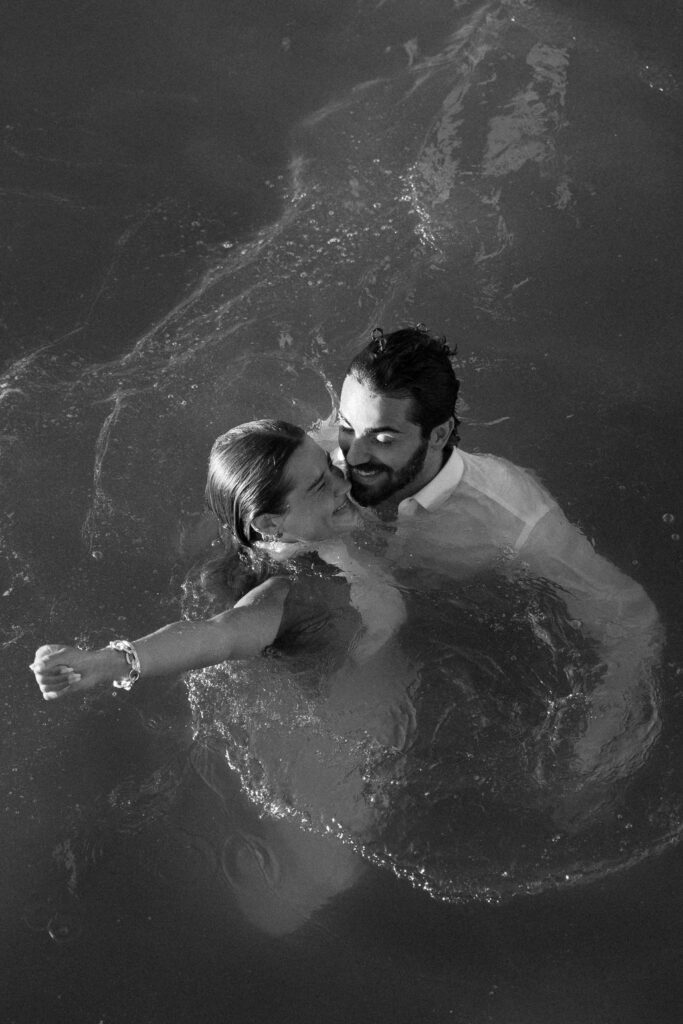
[331,464,350,494]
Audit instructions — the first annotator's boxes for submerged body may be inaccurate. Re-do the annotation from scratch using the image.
[32,418,664,908]
[186,544,659,905]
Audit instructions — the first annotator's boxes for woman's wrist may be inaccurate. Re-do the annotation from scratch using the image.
[97,646,131,687]
[106,640,141,690]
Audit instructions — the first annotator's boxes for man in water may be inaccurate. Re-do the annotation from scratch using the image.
[331,325,662,782]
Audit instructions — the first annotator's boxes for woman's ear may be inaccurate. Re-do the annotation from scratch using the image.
[429,417,455,450]
[251,513,284,541]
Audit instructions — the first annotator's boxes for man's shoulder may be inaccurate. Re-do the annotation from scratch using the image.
[448,449,558,528]
[397,448,564,558]
[461,449,550,494]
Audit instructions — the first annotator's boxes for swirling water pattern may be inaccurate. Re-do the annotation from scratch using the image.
[2,0,681,928]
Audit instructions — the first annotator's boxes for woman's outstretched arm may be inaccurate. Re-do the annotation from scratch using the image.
[32,577,291,701]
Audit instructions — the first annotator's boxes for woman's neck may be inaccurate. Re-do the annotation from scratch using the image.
[254,537,327,563]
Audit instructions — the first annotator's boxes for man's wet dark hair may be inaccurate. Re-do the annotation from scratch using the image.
[205,420,305,547]
[345,326,461,445]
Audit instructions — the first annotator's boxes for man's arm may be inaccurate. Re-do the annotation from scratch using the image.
[521,507,662,782]
[522,506,661,648]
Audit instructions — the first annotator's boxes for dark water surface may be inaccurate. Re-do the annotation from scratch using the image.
[2,1,682,1021]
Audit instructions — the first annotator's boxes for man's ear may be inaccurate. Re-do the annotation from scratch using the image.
[251,513,285,540]
[429,417,455,450]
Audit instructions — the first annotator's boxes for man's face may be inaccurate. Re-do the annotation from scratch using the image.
[337,376,429,506]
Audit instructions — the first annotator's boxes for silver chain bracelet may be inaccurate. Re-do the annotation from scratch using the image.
[108,640,141,690]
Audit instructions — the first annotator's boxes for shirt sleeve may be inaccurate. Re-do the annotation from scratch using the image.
[520,507,662,799]
[519,506,660,643]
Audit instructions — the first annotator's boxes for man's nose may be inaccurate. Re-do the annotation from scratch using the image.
[344,436,371,467]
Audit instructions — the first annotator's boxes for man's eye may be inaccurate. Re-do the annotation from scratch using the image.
[376,433,394,444]
[338,423,351,434]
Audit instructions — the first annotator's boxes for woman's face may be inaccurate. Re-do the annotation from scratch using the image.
[276,436,359,542]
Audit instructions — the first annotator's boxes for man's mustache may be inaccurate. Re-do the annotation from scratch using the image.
[347,461,389,474]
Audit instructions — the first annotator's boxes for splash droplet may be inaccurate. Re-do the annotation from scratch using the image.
[47,910,83,945]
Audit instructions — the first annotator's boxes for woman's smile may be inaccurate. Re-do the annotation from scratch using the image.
[274,436,361,541]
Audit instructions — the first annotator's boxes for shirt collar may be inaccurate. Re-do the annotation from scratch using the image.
[398,448,465,513]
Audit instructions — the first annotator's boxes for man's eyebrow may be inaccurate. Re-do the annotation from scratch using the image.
[338,416,403,436]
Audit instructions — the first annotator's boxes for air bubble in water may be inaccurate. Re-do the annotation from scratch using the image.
[662,513,675,524]
[22,898,54,932]
[47,910,82,944]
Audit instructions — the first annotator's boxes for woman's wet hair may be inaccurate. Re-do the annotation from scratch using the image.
[345,326,461,445]
[205,420,305,546]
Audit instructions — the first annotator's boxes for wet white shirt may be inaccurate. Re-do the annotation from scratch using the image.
[393,447,662,782]
[315,426,661,778]
[391,447,658,640]
[393,447,556,575]
[313,415,659,646]
[382,444,659,675]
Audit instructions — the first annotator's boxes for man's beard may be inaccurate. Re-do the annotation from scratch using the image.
[347,437,429,506]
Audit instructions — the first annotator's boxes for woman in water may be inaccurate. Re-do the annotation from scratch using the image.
[33,419,423,932]
[33,418,407,701]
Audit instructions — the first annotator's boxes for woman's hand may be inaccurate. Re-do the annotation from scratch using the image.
[31,644,123,700]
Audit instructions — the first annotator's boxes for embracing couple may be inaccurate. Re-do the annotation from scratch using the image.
[33,325,660,779]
